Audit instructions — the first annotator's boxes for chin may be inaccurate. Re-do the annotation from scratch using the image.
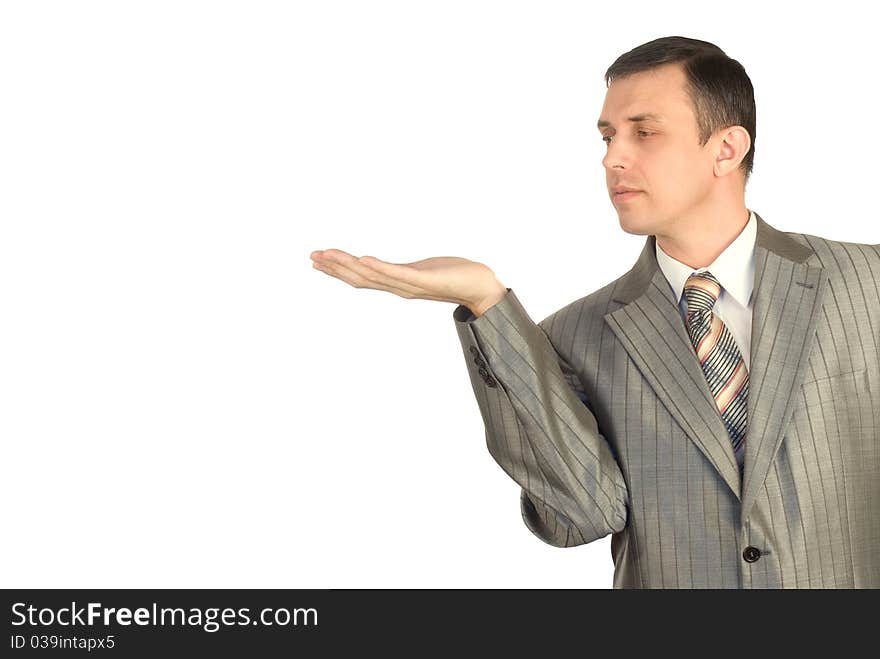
[617,213,653,237]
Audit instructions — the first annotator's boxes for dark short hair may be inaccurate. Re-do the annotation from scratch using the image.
[604,36,756,184]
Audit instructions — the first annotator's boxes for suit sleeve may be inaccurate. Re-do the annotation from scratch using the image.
[453,288,629,547]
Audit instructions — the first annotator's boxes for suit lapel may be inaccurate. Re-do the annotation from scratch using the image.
[740,213,826,523]
[602,212,825,511]
[604,237,744,501]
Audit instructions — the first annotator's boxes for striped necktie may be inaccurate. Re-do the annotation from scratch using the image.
[682,271,748,476]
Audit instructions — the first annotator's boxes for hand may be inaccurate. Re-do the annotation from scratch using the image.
[310,249,506,313]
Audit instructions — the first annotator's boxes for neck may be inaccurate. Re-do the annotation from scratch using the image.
[655,201,750,269]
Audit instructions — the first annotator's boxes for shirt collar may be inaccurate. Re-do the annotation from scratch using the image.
[655,210,757,308]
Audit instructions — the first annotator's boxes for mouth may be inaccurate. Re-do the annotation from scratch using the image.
[613,190,642,203]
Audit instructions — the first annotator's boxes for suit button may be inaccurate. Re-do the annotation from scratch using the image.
[477,366,497,387]
[742,546,762,562]
[469,346,479,357]
[473,356,486,368]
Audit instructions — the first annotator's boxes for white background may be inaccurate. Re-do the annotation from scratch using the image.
[1,1,876,588]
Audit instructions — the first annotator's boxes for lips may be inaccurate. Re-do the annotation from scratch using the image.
[612,186,642,195]
[612,189,642,205]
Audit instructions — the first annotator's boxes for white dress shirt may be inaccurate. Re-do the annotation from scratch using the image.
[655,210,757,371]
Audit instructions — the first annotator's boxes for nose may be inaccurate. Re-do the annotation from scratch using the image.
[602,138,631,172]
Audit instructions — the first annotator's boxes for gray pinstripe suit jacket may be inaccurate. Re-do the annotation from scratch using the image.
[453,212,879,588]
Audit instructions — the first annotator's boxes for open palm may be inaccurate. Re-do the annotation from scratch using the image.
[310,249,504,309]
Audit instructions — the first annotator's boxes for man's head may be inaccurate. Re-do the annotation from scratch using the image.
[598,36,755,239]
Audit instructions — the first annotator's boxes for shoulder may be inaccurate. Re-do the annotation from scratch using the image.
[785,230,880,316]
[791,230,880,276]
[537,270,632,338]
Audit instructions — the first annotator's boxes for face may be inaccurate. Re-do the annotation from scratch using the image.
[598,62,718,238]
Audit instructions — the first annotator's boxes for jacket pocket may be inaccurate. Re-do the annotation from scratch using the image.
[798,368,868,411]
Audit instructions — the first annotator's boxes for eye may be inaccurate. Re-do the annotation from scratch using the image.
[602,130,654,144]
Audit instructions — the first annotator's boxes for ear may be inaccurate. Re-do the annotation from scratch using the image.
[714,125,751,177]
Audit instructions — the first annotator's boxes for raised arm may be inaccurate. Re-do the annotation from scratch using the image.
[310,249,629,546]
[453,289,628,547]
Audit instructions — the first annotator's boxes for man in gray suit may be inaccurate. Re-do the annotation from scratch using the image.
[310,36,879,588]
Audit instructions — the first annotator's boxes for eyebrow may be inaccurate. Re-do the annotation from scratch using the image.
[597,113,665,130]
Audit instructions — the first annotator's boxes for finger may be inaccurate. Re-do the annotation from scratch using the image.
[356,255,433,289]
[316,250,424,296]
[313,258,418,299]
[313,260,454,303]
[356,256,461,301]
